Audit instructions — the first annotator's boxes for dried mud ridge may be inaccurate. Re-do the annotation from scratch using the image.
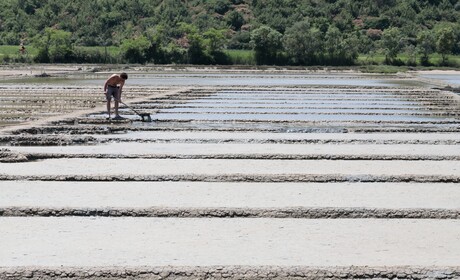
[3,126,460,144]
[2,150,460,162]
[0,174,458,183]
[1,206,459,219]
[0,148,28,163]
[1,266,459,280]
[3,133,460,146]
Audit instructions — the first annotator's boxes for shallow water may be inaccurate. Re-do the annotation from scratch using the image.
[147,103,422,109]
[162,108,426,114]
[420,74,460,85]
[213,93,408,99]
[153,112,443,122]
[1,73,419,87]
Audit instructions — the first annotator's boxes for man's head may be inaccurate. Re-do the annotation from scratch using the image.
[120,73,128,80]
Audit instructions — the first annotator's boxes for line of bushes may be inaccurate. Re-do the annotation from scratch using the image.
[1,24,459,68]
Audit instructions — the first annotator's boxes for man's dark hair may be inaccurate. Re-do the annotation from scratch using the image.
[120,73,128,80]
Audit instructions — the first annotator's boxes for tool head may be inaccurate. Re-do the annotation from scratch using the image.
[140,113,152,122]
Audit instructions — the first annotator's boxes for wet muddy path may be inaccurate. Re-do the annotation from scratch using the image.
[1,69,460,279]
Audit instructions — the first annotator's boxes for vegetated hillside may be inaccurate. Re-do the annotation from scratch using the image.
[1,0,459,65]
[1,0,457,46]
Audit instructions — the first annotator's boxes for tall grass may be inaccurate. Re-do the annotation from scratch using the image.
[225,49,256,65]
[72,46,121,64]
[358,53,460,68]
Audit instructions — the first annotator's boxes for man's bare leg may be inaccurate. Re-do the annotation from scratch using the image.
[106,100,111,119]
[114,90,121,118]
[114,100,119,117]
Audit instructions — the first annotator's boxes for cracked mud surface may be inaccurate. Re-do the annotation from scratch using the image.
[2,266,460,280]
[0,67,459,279]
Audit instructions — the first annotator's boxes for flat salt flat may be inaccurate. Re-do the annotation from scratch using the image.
[1,72,459,275]
[0,182,459,209]
[1,159,458,176]
[1,217,459,267]
[7,143,460,157]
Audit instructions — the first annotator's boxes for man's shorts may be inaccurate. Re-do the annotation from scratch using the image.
[106,85,120,101]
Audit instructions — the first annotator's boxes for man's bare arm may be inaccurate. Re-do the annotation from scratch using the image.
[118,80,125,97]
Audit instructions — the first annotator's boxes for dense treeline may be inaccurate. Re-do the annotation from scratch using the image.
[1,0,459,65]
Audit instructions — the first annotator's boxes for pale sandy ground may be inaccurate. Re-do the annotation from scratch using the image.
[0,65,85,78]
[0,217,459,267]
[415,70,460,75]
[1,181,459,209]
[8,143,460,157]
[1,158,459,176]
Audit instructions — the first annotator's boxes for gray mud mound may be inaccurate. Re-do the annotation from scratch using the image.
[0,148,28,162]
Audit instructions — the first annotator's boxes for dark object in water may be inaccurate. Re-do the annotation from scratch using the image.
[433,85,460,93]
[35,72,51,78]
[120,101,152,122]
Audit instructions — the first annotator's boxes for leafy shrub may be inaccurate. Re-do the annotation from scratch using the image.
[213,0,230,15]
[121,36,151,64]
[226,10,245,31]
[228,31,251,49]
[251,26,283,65]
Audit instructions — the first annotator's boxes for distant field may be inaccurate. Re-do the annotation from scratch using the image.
[0,45,121,58]
[0,45,37,58]
[357,53,460,67]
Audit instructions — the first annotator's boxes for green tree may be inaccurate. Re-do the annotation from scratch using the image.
[157,0,190,27]
[204,28,229,64]
[32,28,73,63]
[283,21,322,65]
[228,31,251,49]
[381,27,403,64]
[121,36,151,63]
[144,25,169,64]
[178,23,210,64]
[204,28,226,53]
[187,33,209,64]
[417,30,435,66]
[436,27,455,65]
[226,10,245,31]
[324,26,342,60]
[250,25,283,65]
[212,0,230,15]
[338,33,360,65]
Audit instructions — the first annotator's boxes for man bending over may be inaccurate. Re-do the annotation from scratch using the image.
[104,72,128,120]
